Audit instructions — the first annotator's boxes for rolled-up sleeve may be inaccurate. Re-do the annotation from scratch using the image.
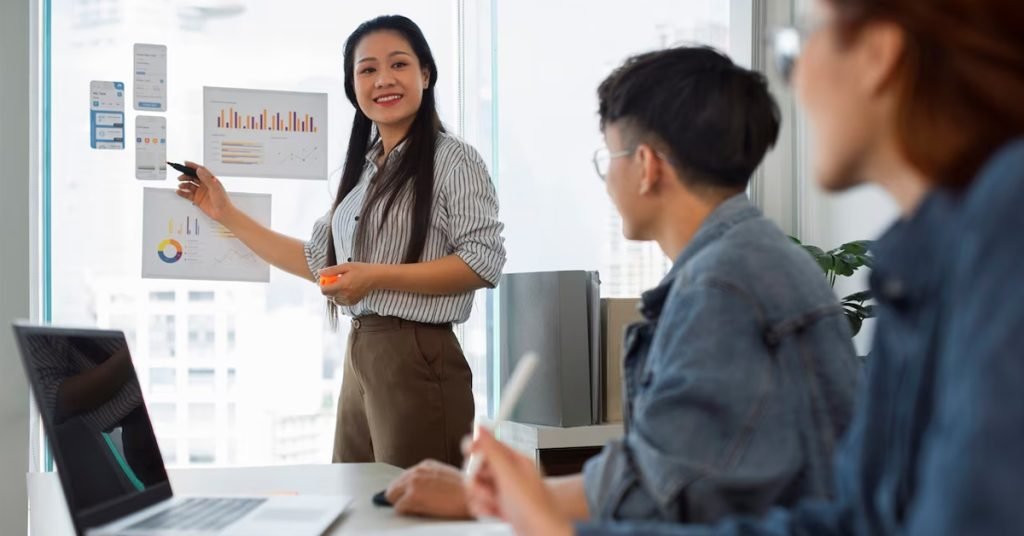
[441,150,506,287]
[303,208,332,281]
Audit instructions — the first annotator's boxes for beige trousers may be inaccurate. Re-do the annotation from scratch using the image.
[332,315,475,469]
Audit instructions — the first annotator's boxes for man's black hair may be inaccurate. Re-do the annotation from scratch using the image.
[598,46,780,190]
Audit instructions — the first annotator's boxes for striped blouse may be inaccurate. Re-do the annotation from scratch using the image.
[304,132,506,324]
[27,334,143,433]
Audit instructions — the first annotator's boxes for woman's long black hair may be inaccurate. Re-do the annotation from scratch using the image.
[327,15,443,324]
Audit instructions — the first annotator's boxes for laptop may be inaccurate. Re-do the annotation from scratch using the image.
[14,323,352,536]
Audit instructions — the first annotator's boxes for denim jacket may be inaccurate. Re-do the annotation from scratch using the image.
[576,140,1024,536]
[582,193,860,525]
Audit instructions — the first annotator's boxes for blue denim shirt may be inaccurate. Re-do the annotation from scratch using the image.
[582,194,860,525]
[576,140,1024,536]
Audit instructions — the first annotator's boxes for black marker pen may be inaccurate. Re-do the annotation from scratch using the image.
[167,161,198,178]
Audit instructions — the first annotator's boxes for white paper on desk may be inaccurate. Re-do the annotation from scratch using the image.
[141,188,271,282]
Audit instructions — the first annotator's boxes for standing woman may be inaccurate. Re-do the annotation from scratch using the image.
[176,15,506,469]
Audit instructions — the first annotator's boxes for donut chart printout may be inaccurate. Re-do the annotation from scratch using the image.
[141,188,271,282]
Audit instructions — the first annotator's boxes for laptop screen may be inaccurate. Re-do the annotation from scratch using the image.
[16,325,170,522]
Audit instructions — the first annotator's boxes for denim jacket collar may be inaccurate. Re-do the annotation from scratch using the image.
[869,192,954,310]
[639,193,761,320]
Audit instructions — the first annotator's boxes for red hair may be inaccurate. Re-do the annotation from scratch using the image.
[830,0,1024,187]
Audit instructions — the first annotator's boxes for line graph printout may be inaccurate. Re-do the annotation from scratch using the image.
[142,188,271,282]
[203,86,327,180]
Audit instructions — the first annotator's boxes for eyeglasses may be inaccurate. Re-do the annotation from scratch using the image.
[772,12,828,84]
[592,147,635,181]
[773,26,802,83]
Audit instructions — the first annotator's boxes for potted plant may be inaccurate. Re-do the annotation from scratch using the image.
[791,238,875,337]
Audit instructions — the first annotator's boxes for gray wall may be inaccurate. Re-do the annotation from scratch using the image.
[0,0,33,533]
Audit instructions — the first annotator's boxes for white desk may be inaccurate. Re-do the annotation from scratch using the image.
[496,421,623,460]
[28,463,511,535]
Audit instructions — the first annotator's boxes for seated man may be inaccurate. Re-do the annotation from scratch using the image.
[385,46,860,526]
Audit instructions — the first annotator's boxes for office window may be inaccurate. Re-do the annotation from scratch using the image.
[226,368,237,393]
[148,314,176,358]
[187,368,215,393]
[187,314,216,360]
[149,367,176,394]
[44,0,751,467]
[188,403,216,431]
[188,291,215,303]
[110,292,134,305]
[107,312,137,349]
[149,291,175,303]
[149,402,178,437]
[157,437,177,465]
[492,0,732,297]
[47,0,462,468]
[188,438,216,465]
[149,402,176,424]
[225,316,237,357]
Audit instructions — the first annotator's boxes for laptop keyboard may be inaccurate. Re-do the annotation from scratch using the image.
[127,497,267,532]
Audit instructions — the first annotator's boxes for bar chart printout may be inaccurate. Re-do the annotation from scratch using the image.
[142,188,272,282]
[203,86,328,180]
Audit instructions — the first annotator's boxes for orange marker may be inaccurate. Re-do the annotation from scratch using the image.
[319,274,339,286]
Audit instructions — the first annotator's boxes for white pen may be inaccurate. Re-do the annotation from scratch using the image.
[464,352,539,481]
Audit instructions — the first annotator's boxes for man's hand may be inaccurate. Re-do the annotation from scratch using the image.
[385,460,472,519]
[466,428,573,536]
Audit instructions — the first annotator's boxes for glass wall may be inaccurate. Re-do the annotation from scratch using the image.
[46,0,744,468]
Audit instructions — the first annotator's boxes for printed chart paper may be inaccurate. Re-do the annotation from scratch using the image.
[135,116,167,180]
[142,188,271,282]
[203,86,327,180]
[133,43,167,111]
[90,81,125,149]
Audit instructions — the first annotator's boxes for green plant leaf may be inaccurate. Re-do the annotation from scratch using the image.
[846,311,864,336]
[797,238,876,341]
[802,245,833,274]
[802,244,826,258]
[839,241,870,255]
[833,258,856,277]
[839,252,867,270]
[844,290,873,303]
[844,302,869,316]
